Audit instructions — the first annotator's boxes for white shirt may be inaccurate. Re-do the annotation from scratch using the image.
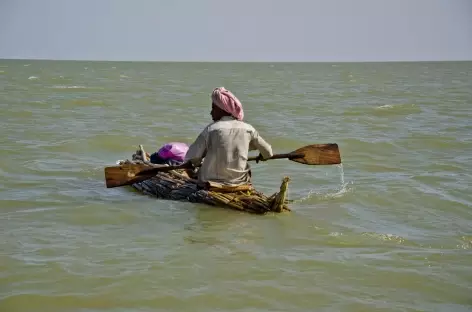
[184,116,273,185]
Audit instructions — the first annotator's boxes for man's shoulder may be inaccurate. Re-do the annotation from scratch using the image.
[207,119,256,132]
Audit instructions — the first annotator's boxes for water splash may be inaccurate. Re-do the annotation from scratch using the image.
[318,164,353,200]
[361,232,406,244]
[289,164,353,204]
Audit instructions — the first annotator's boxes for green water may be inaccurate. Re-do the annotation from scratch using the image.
[1,59,471,312]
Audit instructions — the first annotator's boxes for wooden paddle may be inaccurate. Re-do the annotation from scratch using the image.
[104,143,341,188]
[248,143,341,165]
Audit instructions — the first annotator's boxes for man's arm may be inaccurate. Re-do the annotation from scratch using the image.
[249,129,273,159]
[184,129,208,166]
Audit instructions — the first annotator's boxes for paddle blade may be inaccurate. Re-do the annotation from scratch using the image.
[104,162,194,188]
[104,163,156,188]
[290,143,341,165]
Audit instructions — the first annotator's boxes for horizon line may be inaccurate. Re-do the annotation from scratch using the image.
[1,57,471,64]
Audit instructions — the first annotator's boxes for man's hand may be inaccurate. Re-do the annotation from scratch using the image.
[185,158,202,168]
[255,153,268,164]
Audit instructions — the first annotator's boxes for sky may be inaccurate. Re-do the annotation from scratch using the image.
[0,0,471,62]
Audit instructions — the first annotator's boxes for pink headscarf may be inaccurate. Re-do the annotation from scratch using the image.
[211,87,244,121]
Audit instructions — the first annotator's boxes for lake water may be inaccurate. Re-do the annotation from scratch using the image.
[1,60,471,311]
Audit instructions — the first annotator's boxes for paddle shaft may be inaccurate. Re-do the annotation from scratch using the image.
[247,152,304,162]
[136,152,302,177]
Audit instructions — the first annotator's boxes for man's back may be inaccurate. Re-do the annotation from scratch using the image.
[185,116,273,185]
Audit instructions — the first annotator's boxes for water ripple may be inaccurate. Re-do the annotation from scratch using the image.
[1,60,472,312]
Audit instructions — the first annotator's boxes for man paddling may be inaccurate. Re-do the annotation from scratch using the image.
[184,87,273,185]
